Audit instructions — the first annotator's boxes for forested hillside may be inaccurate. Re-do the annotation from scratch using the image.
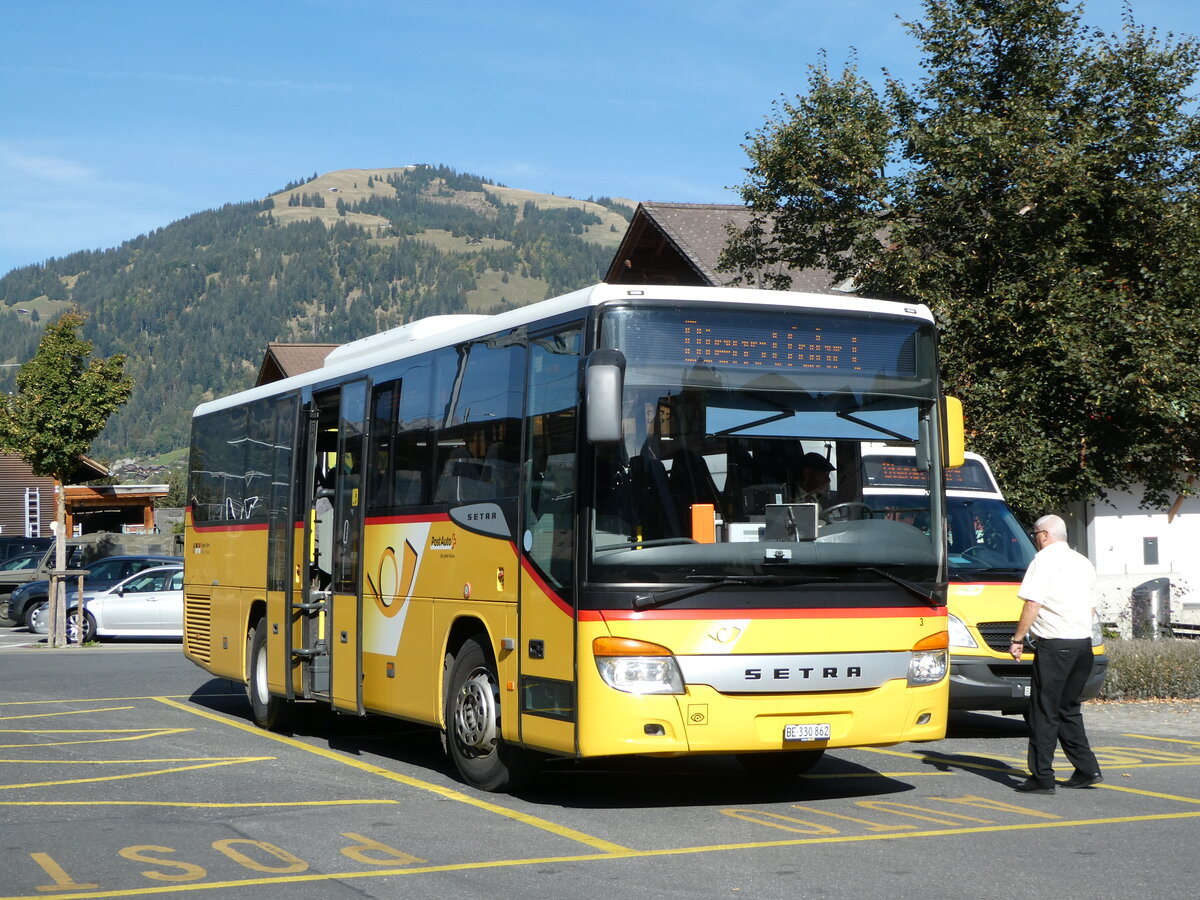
[0,166,632,462]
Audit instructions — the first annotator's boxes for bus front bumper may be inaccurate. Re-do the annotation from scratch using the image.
[948,652,1109,714]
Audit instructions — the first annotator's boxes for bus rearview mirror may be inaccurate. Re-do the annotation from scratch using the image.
[585,349,625,443]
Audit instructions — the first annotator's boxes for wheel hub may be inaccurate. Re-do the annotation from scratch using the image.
[454,669,498,755]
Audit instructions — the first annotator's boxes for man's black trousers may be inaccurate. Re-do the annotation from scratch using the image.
[1027,637,1100,786]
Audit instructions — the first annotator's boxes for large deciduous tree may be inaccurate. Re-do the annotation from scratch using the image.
[720,0,1200,519]
[0,312,132,647]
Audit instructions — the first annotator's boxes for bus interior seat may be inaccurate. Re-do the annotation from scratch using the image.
[668,448,721,528]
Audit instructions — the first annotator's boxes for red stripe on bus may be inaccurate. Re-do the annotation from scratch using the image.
[366,513,453,526]
[519,556,574,617]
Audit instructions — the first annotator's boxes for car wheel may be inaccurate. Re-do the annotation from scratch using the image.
[22,601,43,629]
[66,609,97,643]
[28,602,49,634]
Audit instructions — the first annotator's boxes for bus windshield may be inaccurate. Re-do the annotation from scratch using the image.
[863,494,1036,580]
[589,305,946,584]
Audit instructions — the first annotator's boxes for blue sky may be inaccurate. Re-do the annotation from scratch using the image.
[1,0,1196,277]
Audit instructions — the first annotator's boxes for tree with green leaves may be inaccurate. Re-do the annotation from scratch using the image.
[720,0,1200,520]
[0,312,133,647]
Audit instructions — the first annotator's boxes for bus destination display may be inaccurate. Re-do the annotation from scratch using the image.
[622,309,921,378]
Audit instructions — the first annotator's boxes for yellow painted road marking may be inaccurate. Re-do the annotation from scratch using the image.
[1123,733,1200,746]
[3,809,1200,900]
[0,695,232,707]
[0,799,400,808]
[1085,783,1200,804]
[0,757,274,764]
[0,758,272,790]
[0,728,192,749]
[0,728,191,733]
[0,706,136,720]
[155,696,631,855]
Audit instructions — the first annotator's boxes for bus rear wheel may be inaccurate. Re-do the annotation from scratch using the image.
[445,637,537,792]
[736,749,825,778]
[247,619,286,730]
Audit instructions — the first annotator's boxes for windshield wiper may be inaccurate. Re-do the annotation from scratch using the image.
[864,567,942,608]
[632,574,836,611]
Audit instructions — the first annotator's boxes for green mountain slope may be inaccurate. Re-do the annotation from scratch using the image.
[0,166,633,462]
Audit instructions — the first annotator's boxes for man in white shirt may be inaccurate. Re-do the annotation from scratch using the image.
[1009,514,1103,794]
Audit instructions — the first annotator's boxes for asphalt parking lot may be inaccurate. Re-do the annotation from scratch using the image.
[2,628,1198,899]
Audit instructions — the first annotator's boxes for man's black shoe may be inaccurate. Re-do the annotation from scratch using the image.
[1062,772,1103,789]
[1014,778,1055,794]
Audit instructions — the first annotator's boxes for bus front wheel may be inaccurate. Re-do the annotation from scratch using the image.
[445,637,537,792]
[247,620,286,730]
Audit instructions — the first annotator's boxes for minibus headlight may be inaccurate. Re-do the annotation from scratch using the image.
[947,613,977,649]
[908,631,949,685]
[1091,611,1104,647]
[593,637,685,694]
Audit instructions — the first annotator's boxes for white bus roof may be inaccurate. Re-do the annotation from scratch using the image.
[194,283,935,418]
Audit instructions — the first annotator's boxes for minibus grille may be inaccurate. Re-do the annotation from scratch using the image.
[976,621,1020,653]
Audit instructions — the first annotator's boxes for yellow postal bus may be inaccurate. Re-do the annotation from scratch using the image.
[183,283,964,791]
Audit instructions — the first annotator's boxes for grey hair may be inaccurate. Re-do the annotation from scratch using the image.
[1035,514,1069,542]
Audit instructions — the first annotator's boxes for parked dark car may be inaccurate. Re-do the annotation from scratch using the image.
[7,554,183,628]
[0,536,53,563]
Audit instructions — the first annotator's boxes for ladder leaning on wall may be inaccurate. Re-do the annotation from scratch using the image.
[24,487,40,537]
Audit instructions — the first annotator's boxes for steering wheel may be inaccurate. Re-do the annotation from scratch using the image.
[961,545,1007,566]
[822,502,874,523]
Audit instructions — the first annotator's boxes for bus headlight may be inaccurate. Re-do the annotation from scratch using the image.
[908,631,949,685]
[1091,611,1104,647]
[947,613,977,649]
[593,637,685,694]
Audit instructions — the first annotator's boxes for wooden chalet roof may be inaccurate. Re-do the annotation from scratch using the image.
[256,342,338,386]
[604,202,844,294]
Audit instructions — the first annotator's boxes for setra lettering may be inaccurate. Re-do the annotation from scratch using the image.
[743,666,863,681]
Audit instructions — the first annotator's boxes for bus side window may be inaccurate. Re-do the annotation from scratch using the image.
[391,350,453,508]
[368,382,398,512]
[437,341,524,503]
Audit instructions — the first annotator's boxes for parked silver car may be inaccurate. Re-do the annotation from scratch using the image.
[30,566,184,642]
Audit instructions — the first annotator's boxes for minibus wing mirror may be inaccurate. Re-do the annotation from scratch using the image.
[585,349,626,443]
[942,395,965,468]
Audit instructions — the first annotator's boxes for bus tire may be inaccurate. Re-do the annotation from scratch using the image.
[247,619,286,730]
[736,749,825,778]
[444,636,537,792]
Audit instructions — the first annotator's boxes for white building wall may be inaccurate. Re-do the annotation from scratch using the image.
[1083,487,1200,633]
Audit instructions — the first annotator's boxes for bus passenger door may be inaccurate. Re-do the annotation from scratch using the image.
[297,383,367,714]
[329,380,368,715]
[518,324,582,754]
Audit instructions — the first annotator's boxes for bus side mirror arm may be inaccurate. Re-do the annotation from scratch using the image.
[585,349,626,443]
